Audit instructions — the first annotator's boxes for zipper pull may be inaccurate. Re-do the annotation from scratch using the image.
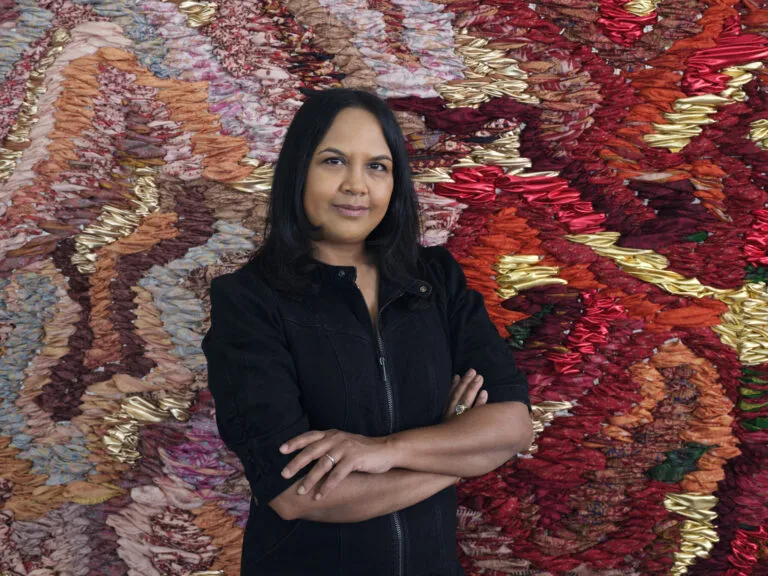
[379,357,386,368]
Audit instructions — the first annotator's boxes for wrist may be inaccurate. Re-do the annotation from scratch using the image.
[385,432,408,469]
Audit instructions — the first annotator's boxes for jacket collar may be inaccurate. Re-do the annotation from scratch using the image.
[307,258,432,303]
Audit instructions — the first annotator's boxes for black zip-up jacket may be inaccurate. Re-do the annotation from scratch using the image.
[201,245,530,576]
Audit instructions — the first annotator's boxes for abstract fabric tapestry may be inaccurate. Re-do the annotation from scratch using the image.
[1,0,768,574]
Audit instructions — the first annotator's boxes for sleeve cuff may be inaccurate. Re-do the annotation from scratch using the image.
[244,420,314,506]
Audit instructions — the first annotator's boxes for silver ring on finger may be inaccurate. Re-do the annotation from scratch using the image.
[325,453,336,466]
[455,404,468,416]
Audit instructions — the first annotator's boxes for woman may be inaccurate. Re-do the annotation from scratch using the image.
[201,88,533,575]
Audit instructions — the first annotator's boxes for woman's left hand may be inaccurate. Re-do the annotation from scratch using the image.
[279,430,397,500]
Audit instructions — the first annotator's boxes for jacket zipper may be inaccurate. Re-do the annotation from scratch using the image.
[362,286,404,576]
[375,321,404,576]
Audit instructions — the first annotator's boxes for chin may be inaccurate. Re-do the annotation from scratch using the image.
[332,233,372,245]
[324,224,375,243]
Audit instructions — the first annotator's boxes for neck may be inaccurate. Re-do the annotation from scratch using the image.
[311,241,370,267]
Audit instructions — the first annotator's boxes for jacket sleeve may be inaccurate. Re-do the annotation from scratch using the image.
[429,246,531,411]
[201,273,313,506]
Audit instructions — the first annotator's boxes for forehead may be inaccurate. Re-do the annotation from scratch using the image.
[317,108,390,152]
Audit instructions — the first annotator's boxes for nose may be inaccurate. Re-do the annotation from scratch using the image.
[341,164,367,196]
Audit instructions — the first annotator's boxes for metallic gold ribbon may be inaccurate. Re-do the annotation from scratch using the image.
[160,0,217,27]
[644,62,762,152]
[530,401,573,435]
[103,392,193,464]
[0,28,71,184]
[419,128,538,183]
[526,401,573,454]
[623,0,658,17]
[466,127,533,172]
[566,232,768,366]
[178,0,218,27]
[664,493,719,575]
[748,118,768,149]
[494,253,568,299]
[436,31,539,109]
[71,165,160,274]
[412,167,456,184]
[229,157,274,200]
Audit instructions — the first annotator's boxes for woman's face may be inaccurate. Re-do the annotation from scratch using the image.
[303,107,394,246]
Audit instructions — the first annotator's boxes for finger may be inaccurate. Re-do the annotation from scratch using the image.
[282,440,333,479]
[458,374,483,407]
[448,369,476,407]
[460,368,477,387]
[280,431,326,454]
[475,389,488,406]
[297,456,336,495]
[315,459,355,500]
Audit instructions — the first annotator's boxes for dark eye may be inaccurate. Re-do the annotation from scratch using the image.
[369,162,388,172]
[323,157,345,166]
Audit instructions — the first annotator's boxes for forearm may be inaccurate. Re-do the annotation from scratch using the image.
[290,468,458,523]
[389,402,533,478]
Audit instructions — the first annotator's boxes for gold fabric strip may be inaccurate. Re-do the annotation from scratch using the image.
[494,253,568,299]
[525,401,573,454]
[623,0,658,17]
[748,118,768,149]
[72,165,160,275]
[103,391,193,464]
[566,232,768,365]
[229,158,274,200]
[644,63,762,152]
[436,31,539,109]
[160,0,218,27]
[179,0,218,27]
[0,29,71,184]
[664,493,720,575]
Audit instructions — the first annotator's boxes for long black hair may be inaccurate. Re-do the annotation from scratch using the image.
[252,88,421,293]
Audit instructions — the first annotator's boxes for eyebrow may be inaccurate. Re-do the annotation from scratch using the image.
[317,147,393,162]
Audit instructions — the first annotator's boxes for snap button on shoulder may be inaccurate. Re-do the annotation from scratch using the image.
[338,270,346,278]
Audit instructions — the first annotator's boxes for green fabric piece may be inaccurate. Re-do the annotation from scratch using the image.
[741,369,768,384]
[686,231,709,243]
[506,305,553,350]
[743,417,768,432]
[647,443,711,483]
[739,398,768,411]
[739,387,767,398]
[745,265,768,283]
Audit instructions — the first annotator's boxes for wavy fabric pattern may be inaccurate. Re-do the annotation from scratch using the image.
[1,0,767,574]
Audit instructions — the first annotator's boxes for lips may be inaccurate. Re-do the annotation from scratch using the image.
[333,204,369,217]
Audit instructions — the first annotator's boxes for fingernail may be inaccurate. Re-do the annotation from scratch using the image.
[279,445,287,453]
[282,469,290,478]
[315,493,322,500]
[297,485,306,495]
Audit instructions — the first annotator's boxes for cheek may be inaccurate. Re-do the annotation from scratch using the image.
[303,171,336,223]
[372,183,394,219]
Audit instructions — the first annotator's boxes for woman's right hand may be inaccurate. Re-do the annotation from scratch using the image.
[443,368,487,421]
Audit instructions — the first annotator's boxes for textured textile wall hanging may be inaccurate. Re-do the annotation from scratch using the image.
[1,0,768,573]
